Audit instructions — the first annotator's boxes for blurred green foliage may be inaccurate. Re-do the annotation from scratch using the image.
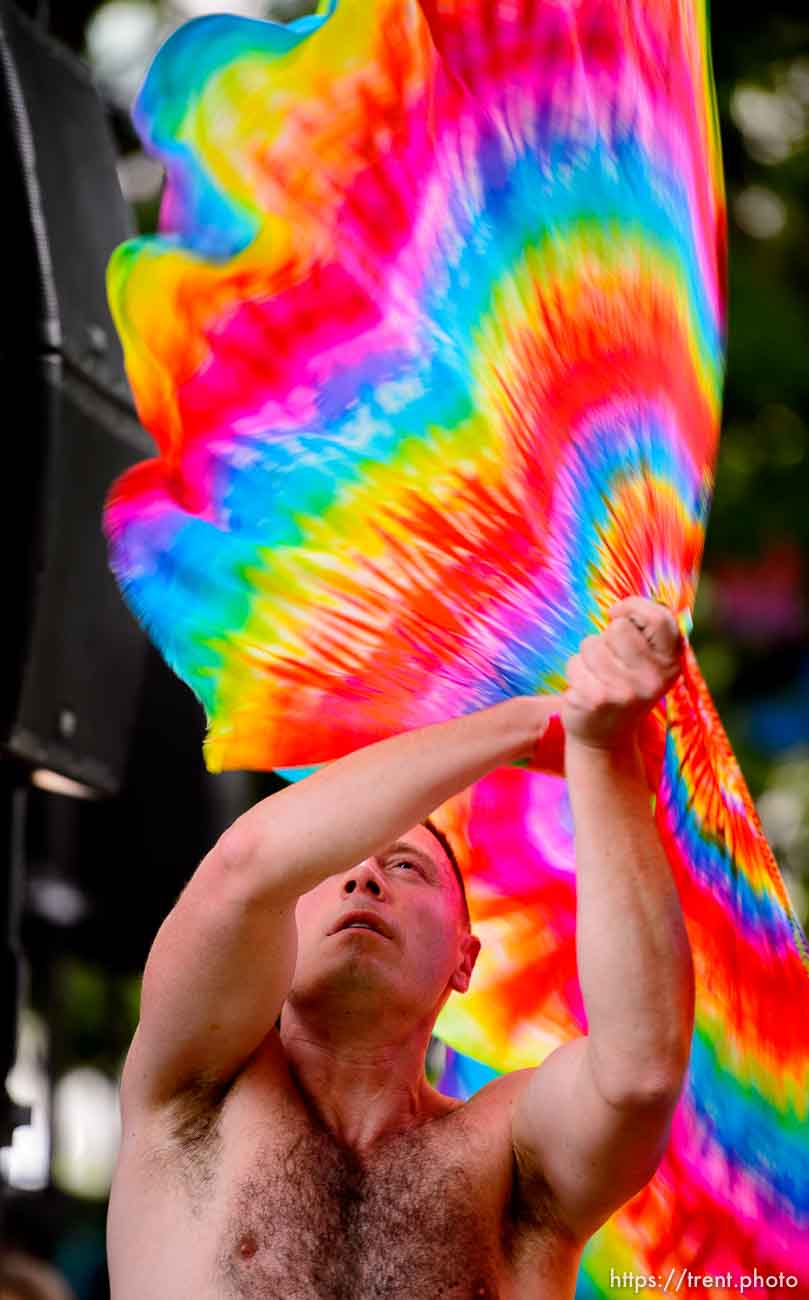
[51,959,140,1079]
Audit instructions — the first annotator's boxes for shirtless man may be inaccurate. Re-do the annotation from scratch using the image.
[107,596,694,1300]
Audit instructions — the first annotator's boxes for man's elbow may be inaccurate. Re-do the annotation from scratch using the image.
[587,980,693,1114]
[606,959,696,1110]
[590,1010,693,1111]
[595,1041,691,1111]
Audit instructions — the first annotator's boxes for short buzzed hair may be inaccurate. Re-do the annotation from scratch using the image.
[422,818,470,930]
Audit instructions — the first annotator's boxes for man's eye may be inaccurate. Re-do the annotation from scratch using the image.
[392,860,415,871]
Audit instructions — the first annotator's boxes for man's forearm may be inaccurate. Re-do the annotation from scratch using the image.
[218,696,551,903]
[566,735,694,1105]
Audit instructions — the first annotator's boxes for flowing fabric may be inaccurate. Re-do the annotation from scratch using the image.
[104,0,809,1293]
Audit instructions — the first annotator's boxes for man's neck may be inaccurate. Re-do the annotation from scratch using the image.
[279,1006,451,1154]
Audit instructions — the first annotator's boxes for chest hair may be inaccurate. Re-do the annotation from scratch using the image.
[214,1118,506,1300]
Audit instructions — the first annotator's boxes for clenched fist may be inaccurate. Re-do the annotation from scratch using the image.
[561,597,683,751]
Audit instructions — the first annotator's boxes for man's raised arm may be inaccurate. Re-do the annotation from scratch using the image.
[511,598,695,1244]
[217,696,555,900]
[122,696,553,1118]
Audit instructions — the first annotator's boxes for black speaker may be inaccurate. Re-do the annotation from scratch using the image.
[1,0,150,796]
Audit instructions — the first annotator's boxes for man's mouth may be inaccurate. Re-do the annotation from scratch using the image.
[331,911,391,939]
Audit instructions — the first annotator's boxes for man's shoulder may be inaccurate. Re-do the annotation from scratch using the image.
[454,1066,534,1112]
[429,1067,536,1179]
[427,1062,530,1116]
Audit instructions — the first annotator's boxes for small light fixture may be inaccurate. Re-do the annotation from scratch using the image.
[53,1068,122,1200]
[26,874,89,927]
[0,1012,50,1192]
[30,769,98,801]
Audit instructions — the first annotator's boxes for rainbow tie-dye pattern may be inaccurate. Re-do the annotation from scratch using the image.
[104,0,809,1294]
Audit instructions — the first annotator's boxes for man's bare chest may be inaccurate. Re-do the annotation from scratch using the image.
[212,1119,507,1300]
[113,1068,575,1300]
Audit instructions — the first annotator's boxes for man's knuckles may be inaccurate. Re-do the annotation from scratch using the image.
[567,656,638,711]
[564,601,682,743]
[609,598,681,653]
[604,617,651,664]
[578,633,643,688]
[635,606,679,651]
[579,635,609,672]
[567,623,681,708]
[585,617,674,671]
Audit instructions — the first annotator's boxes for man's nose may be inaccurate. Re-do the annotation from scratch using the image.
[342,859,386,899]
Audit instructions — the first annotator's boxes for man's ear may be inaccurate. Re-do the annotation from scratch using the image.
[450,932,481,993]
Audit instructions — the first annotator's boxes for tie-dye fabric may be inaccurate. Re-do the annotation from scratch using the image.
[104,0,809,1294]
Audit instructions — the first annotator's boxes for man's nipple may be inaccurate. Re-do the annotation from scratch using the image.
[238,1232,258,1260]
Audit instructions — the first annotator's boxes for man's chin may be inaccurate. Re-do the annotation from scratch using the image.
[289,954,405,1007]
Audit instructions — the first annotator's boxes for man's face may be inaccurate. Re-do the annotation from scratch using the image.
[287,825,479,1023]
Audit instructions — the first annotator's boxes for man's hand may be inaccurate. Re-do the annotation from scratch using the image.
[562,596,683,751]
